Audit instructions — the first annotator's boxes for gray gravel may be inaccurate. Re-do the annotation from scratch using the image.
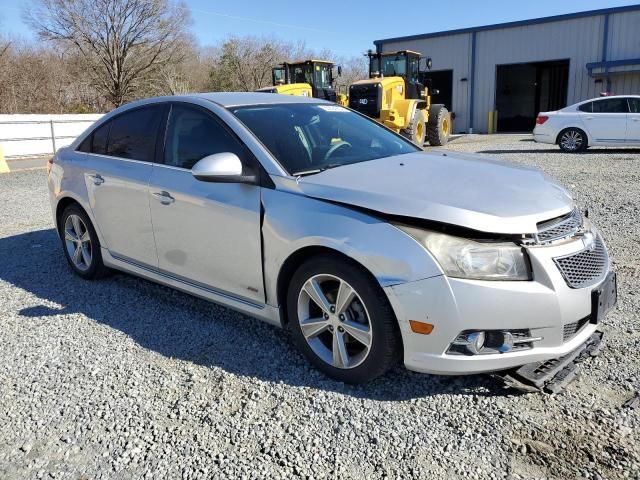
[0,135,639,479]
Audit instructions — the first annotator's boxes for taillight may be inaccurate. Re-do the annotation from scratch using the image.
[47,156,54,175]
[536,115,549,125]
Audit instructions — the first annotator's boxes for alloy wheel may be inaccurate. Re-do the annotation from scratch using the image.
[64,214,92,271]
[560,130,582,151]
[297,274,372,369]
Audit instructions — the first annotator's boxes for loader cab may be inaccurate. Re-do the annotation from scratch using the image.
[368,50,429,100]
[288,60,338,102]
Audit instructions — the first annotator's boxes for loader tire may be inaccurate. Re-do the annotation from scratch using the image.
[427,104,450,146]
[401,109,426,146]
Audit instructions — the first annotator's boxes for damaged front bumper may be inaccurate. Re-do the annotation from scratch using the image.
[496,330,605,393]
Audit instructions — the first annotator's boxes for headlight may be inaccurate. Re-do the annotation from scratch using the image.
[395,225,532,281]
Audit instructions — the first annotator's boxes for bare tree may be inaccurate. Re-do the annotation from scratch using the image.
[208,36,314,92]
[335,54,368,89]
[25,0,191,106]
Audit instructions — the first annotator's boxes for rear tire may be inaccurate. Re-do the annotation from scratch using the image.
[557,127,587,153]
[286,254,402,384]
[59,204,110,280]
[427,104,450,146]
[401,108,426,146]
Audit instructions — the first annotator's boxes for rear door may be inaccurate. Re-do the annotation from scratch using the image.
[148,103,264,303]
[627,98,640,144]
[83,104,166,267]
[581,97,628,144]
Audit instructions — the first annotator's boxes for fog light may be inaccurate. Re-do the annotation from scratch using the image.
[466,331,485,354]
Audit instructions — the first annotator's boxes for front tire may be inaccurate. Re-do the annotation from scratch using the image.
[59,204,109,279]
[427,104,450,146]
[401,108,426,146]
[287,254,401,384]
[558,127,588,152]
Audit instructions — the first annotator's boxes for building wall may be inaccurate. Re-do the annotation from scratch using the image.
[378,8,640,133]
[473,16,605,132]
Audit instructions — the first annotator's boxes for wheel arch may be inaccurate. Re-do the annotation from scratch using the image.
[276,246,385,327]
[555,125,590,147]
[55,196,85,235]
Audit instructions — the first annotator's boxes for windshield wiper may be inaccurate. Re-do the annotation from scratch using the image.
[293,163,344,178]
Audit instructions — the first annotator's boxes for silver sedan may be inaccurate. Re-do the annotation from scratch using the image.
[48,93,616,387]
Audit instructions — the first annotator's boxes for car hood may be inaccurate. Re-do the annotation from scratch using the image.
[294,151,573,234]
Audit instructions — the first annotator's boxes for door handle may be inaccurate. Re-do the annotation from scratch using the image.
[632,118,640,122]
[585,116,593,120]
[152,191,175,205]
[89,174,104,185]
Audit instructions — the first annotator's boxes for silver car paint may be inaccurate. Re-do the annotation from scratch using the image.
[84,154,158,267]
[148,164,264,303]
[292,150,574,235]
[49,92,611,375]
[260,185,443,308]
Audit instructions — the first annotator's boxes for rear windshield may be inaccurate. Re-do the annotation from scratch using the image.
[230,103,419,175]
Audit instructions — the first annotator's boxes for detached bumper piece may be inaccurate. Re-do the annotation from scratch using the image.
[495,331,604,394]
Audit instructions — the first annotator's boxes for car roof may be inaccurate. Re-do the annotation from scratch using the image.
[188,92,331,107]
[113,92,333,113]
[577,94,640,104]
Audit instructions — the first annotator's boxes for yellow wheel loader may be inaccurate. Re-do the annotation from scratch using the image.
[257,60,348,106]
[348,50,450,146]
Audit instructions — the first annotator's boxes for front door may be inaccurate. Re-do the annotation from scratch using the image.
[148,103,264,303]
[84,104,165,267]
[581,97,628,143]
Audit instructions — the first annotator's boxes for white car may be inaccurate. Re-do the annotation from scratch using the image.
[533,95,640,152]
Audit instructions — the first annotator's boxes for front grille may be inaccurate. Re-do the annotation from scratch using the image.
[536,209,582,243]
[554,235,608,288]
[563,317,590,342]
[348,83,381,118]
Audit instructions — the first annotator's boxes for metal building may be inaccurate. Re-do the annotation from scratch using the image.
[374,5,640,133]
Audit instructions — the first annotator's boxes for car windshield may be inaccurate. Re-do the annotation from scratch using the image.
[230,103,420,175]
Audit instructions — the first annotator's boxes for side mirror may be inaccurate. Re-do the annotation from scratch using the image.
[191,152,256,184]
[425,57,433,70]
[337,65,342,76]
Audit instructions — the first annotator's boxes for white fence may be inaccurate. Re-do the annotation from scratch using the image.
[0,114,104,158]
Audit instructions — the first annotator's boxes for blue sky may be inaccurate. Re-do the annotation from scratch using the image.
[1,0,637,57]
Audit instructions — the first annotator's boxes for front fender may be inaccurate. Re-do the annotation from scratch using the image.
[261,188,442,307]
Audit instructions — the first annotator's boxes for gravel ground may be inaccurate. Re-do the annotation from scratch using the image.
[0,134,638,479]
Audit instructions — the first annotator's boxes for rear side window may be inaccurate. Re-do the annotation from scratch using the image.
[77,120,111,154]
[629,98,640,113]
[91,122,111,155]
[592,98,629,113]
[164,104,246,169]
[578,102,592,113]
[107,106,163,162]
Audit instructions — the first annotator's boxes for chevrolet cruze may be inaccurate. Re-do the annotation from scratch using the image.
[48,93,617,388]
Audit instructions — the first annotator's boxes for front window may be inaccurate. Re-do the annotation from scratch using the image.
[380,54,407,77]
[231,103,420,175]
[314,64,332,89]
[292,64,313,85]
[164,104,246,170]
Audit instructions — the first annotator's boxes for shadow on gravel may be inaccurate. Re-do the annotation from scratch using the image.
[0,228,523,401]
[480,148,640,155]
